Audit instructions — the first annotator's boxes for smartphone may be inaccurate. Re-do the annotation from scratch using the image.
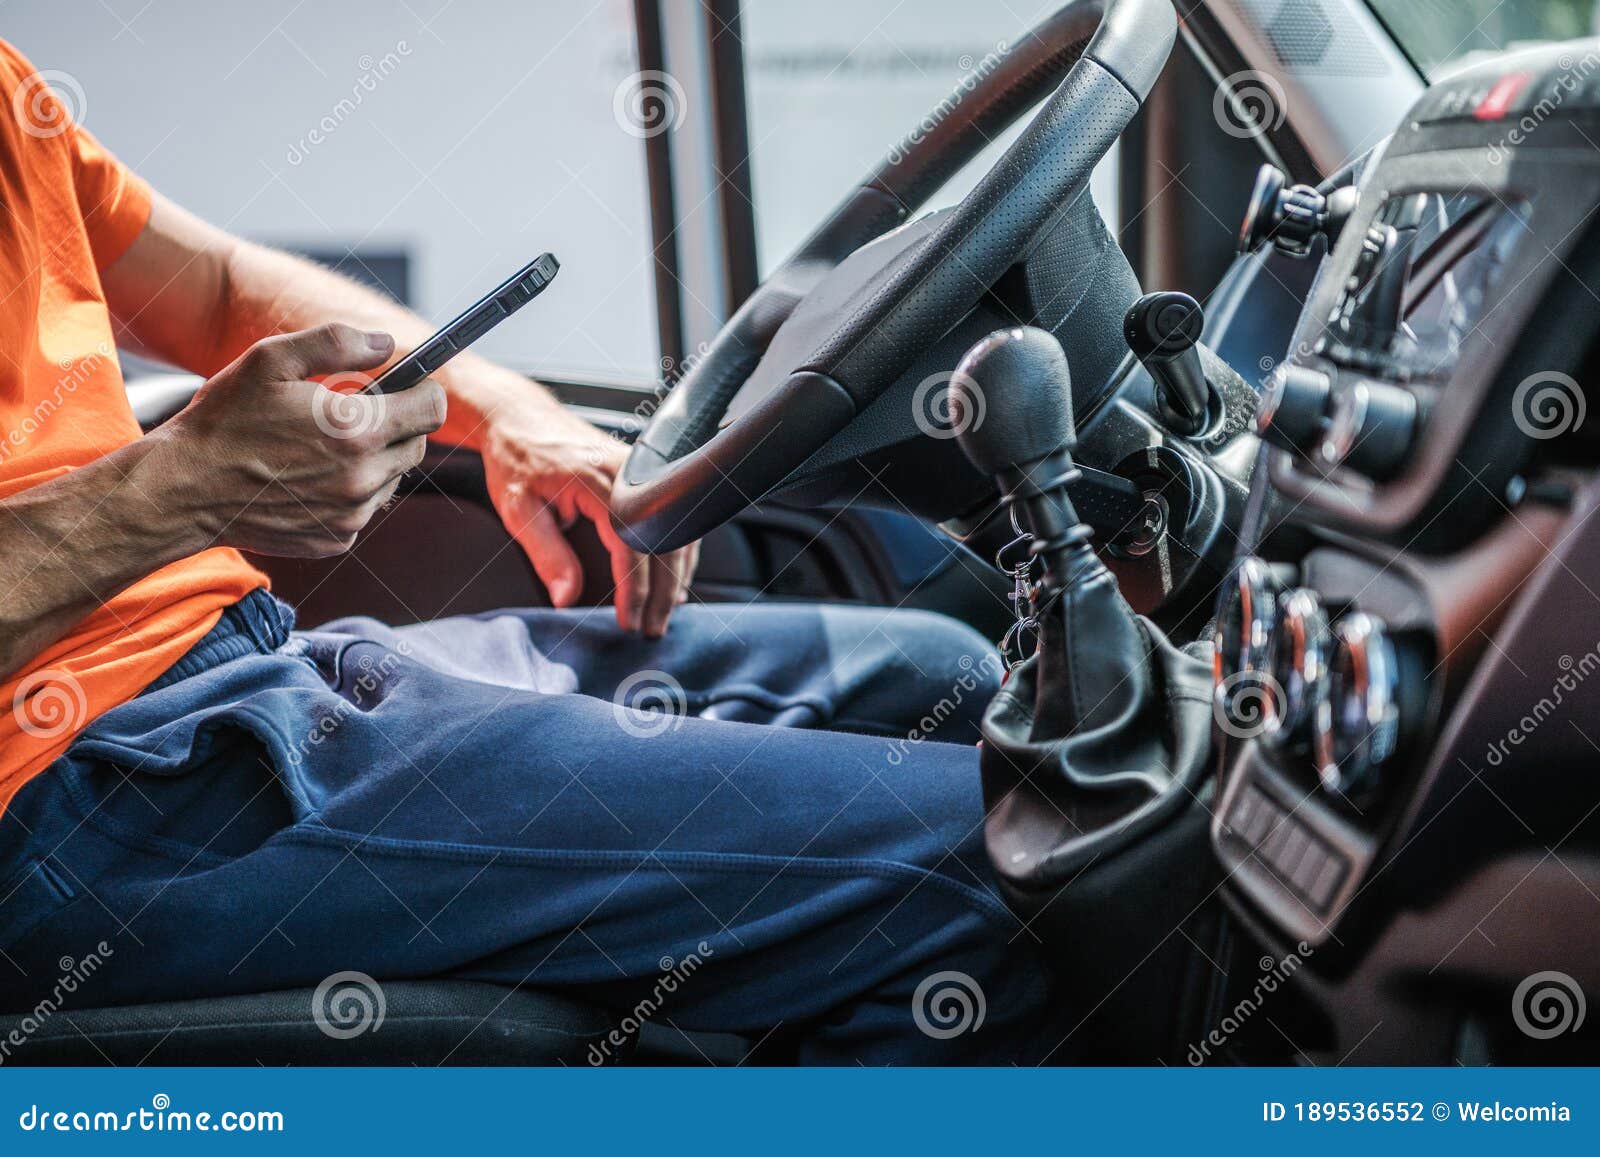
[363,252,559,394]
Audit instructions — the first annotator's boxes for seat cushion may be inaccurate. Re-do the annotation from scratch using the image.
[0,981,623,1066]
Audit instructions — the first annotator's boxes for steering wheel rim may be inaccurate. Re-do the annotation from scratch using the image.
[612,0,1177,555]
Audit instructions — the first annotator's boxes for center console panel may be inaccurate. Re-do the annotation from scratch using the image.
[1210,42,1600,1058]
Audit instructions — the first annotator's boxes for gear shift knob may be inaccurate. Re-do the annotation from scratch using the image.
[952,326,1096,603]
[951,326,1076,477]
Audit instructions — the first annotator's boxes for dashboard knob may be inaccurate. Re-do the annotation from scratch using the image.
[1213,556,1281,729]
[1257,364,1333,453]
[1313,613,1402,803]
[1265,587,1331,747]
[1318,379,1418,479]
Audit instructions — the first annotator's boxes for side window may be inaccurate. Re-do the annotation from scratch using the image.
[740,0,1119,276]
[8,2,661,383]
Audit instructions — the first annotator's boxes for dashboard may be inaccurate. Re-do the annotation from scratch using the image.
[1209,41,1600,1062]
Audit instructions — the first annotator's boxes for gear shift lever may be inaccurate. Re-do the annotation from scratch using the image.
[950,327,1214,904]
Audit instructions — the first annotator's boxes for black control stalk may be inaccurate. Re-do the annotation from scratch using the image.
[1124,292,1210,436]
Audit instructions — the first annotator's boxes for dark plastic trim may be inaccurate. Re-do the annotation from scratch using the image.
[632,0,685,369]
[704,0,760,308]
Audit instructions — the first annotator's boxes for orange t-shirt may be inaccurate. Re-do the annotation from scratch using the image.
[0,40,266,808]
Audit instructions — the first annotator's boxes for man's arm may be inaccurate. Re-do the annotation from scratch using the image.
[0,325,442,679]
[101,194,696,635]
[0,436,211,680]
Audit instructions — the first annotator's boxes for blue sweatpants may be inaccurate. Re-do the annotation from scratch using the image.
[0,590,1059,1063]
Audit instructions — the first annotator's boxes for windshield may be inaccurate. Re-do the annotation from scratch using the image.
[1368,0,1598,79]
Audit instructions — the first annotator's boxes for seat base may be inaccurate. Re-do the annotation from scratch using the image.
[0,981,624,1066]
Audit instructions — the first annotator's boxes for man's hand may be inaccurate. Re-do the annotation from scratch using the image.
[100,195,694,632]
[479,402,698,637]
[149,323,447,558]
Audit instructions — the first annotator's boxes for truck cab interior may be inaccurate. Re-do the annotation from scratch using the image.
[5,0,1600,1065]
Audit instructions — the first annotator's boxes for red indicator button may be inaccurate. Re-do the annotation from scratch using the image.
[1474,72,1530,120]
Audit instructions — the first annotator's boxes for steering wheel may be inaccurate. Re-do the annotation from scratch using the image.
[611,0,1177,555]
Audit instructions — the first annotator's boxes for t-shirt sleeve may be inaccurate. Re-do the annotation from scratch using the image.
[70,122,153,270]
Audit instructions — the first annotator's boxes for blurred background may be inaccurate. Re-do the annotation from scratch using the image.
[5,0,1116,389]
[10,0,1598,387]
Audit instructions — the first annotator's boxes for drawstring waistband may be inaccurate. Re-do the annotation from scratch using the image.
[144,588,296,694]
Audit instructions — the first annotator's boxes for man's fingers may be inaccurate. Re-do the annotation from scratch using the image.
[641,552,680,638]
[373,434,429,484]
[526,470,696,635]
[677,541,701,605]
[565,482,643,632]
[502,492,585,608]
[249,322,394,382]
[667,543,697,608]
[568,471,631,555]
[378,378,448,444]
[568,481,699,636]
[354,475,404,526]
[610,536,646,633]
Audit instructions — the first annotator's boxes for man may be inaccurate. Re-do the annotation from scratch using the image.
[0,41,1056,1063]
